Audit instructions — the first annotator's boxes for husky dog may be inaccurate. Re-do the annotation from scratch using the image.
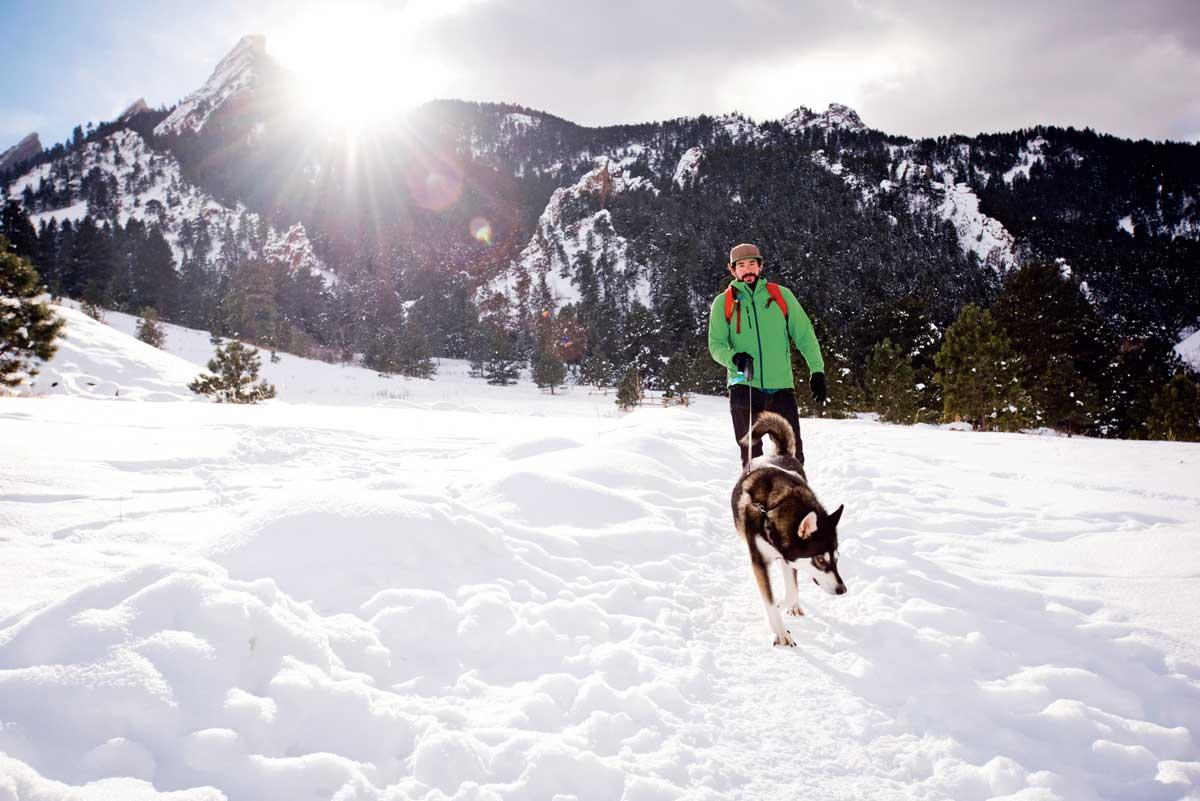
[730,411,846,646]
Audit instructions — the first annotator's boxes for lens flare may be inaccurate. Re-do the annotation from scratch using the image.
[407,156,463,212]
[470,216,493,245]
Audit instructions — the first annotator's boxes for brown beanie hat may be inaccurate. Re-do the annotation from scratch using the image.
[729,243,762,264]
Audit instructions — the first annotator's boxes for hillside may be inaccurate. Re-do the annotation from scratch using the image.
[1,34,1198,441]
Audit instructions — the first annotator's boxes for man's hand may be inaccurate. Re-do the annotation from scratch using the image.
[732,352,754,382]
[810,372,827,405]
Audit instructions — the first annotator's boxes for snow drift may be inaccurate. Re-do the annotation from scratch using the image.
[1,308,1198,800]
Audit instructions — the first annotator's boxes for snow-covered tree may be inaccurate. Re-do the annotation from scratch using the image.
[483,323,521,386]
[992,262,1104,435]
[0,236,63,388]
[935,304,1031,432]
[865,339,921,424]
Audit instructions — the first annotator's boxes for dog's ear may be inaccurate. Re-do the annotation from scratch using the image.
[798,511,818,539]
[828,504,844,528]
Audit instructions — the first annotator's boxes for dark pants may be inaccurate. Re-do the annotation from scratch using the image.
[730,386,804,467]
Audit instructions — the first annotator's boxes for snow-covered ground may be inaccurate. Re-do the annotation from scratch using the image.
[2,308,1199,800]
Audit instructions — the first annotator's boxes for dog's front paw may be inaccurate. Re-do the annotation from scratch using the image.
[778,602,804,616]
[773,632,797,647]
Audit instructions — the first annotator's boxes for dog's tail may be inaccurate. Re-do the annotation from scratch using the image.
[741,411,796,458]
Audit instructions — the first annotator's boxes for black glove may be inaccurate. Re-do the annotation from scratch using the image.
[810,372,827,405]
[732,352,754,381]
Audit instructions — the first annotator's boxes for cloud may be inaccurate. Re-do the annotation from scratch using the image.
[848,0,1200,139]
[11,0,1199,144]
[417,0,1200,140]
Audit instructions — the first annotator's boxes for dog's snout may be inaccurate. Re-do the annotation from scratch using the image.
[835,585,847,595]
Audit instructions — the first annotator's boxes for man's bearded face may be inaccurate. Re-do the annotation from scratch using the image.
[732,258,761,284]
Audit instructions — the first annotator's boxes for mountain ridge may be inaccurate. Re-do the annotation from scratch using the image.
[0,132,43,175]
[2,34,1197,432]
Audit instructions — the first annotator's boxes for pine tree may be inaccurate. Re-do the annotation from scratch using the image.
[530,289,567,394]
[580,351,616,392]
[361,271,433,377]
[188,339,276,403]
[616,368,643,411]
[132,226,178,318]
[0,236,64,388]
[935,304,1031,431]
[531,344,566,393]
[795,324,864,419]
[617,302,659,384]
[178,253,219,331]
[468,326,488,378]
[135,307,167,348]
[992,262,1105,434]
[219,259,278,346]
[0,200,37,259]
[396,313,436,378]
[483,323,521,385]
[1145,373,1200,442]
[361,283,403,375]
[35,219,62,296]
[363,325,404,375]
[662,340,711,405]
[850,295,943,420]
[1101,336,1180,439]
[69,218,121,310]
[573,250,621,389]
[864,339,921,424]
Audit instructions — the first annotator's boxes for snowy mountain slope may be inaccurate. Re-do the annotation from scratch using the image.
[2,309,1200,799]
[782,103,869,135]
[154,35,268,136]
[485,157,656,309]
[4,128,326,277]
[23,305,199,401]
[810,144,1021,271]
[923,179,1019,271]
[1003,136,1048,185]
[25,303,548,410]
[13,33,1194,359]
[672,146,703,189]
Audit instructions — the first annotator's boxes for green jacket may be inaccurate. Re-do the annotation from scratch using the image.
[707,280,825,389]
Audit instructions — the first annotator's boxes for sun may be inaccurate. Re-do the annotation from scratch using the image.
[269,6,454,131]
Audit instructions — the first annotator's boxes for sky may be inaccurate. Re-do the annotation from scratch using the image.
[2,0,1199,148]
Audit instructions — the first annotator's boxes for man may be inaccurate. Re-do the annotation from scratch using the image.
[707,243,827,467]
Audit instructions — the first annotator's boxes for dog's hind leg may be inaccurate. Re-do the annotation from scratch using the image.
[748,545,795,647]
[778,565,804,617]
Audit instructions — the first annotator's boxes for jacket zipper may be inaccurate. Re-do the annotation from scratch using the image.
[749,284,765,389]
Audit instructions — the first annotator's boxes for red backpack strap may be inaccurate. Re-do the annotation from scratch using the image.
[724,286,742,333]
[766,283,788,319]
